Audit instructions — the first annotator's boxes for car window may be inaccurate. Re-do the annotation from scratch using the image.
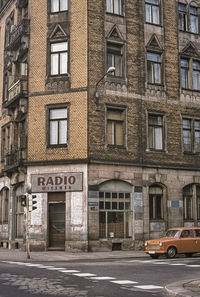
[195,230,200,237]
[181,230,194,238]
[165,230,180,238]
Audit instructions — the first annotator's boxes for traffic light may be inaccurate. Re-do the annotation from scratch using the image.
[28,195,37,211]
[20,195,27,207]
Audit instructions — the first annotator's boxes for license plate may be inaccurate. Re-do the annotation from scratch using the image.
[149,251,156,254]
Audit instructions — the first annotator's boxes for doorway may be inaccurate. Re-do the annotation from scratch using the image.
[48,192,65,250]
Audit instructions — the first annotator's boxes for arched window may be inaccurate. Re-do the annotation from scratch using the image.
[183,184,200,220]
[99,180,132,239]
[149,185,163,219]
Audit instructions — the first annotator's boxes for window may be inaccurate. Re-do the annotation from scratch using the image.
[0,188,9,227]
[178,3,187,31]
[51,42,68,76]
[178,3,199,34]
[180,58,200,90]
[193,60,200,90]
[147,52,162,84]
[183,184,200,221]
[182,118,200,153]
[145,0,160,25]
[180,59,189,88]
[99,191,131,238]
[1,125,11,160]
[106,107,125,146]
[106,0,122,15]
[107,42,123,77]
[149,186,163,219]
[190,6,198,33]
[148,114,164,150]
[15,194,24,238]
[48,106,68,146]
[51,0,68,13]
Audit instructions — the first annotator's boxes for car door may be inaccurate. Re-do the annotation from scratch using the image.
[194,229,200,252]
[179,229,197,253]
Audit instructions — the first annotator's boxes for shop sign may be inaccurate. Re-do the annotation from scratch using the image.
[31,173,83,192]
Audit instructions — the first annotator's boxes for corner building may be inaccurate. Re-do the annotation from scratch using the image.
[1,0,200,252]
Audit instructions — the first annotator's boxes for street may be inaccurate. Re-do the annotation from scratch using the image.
[1,255,200,297]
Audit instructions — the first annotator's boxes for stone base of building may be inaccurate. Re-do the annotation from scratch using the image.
[88,239,136,252]
[65,240,88,252]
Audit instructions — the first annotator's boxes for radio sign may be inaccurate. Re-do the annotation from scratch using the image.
[31,173,83,192]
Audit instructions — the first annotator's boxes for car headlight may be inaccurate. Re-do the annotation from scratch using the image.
[144,242,148,246]
[159,242,163,247]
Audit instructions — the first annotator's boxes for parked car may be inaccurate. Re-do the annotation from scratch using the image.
[144,227,200,259]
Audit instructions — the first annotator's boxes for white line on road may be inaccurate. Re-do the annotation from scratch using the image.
[111,280,138,284]
[134,285,163,290]
[73,273,97,277]
[89,276,116,280]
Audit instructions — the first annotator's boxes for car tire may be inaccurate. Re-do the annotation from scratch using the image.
[167,246,177,259]
[185,253,193,257]
[150,254,159,259]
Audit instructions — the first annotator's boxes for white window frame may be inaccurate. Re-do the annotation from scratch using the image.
[51,0,68,13]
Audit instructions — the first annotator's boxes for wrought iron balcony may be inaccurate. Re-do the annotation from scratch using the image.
[8,18,29,49]
[4,149,26,172]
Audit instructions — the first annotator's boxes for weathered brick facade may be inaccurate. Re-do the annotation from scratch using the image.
[1,0,200,252]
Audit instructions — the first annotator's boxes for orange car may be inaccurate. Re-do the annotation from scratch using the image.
[144,227,200,259]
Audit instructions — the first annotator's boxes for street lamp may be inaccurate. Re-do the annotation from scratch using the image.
[95,66,115,99]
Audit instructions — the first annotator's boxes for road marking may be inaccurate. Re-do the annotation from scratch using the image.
[187,265,200,267]
[73,273,96,277]
[134,285,163,290]
[90,276,116,280]
[59,270,80,273]
[111,280,138,284]
[44,267,67,270]
[170,263,187,266]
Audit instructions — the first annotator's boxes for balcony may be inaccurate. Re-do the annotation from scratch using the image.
[5,78,28,108]
[8,19,29,49]
[4,149,26,173]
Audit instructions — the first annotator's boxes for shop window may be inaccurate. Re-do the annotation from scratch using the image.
[183,184,200,221]
[47,104,68,147]
[145,0,160,25]
[106,106,126,147]
[149,186,163,219]
[51,0,68,13]
[99,191,132,239]
[106,0,122,15]
[50,41,68,76]
[147,52,162,84]
[148,114,164,150]
[182,118,200,153]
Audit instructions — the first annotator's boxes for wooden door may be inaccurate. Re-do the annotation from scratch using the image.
[48,193,65,249]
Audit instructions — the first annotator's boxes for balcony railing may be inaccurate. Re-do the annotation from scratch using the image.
[8,18,29,49]
[4,149,26,172]
[7,79,28,103]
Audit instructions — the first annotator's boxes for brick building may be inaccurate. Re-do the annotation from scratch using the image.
[0,0,200,252]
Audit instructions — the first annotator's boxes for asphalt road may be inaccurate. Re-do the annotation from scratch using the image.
[1,256,200,297]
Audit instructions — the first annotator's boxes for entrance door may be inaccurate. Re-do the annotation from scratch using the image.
[48,193,65,250]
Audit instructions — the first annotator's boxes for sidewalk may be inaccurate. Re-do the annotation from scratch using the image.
[0,248,200,297]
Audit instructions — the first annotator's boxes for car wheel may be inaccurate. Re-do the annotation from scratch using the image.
[167,246,177,259]
[185,253,193,257]
[150,254,159,259]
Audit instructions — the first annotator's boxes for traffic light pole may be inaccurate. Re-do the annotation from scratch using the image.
[26,195,30,259]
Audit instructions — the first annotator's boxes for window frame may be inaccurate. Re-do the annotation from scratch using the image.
[145,0,160,25]
[147,51,162,85]
[107,41,124,78]
[178,2,200,34]
[180,57,200,91]
[183,184,200,221]
[106,105,127,148]
[182,117,200,153]
[50,41,68,76]
[46,103,69,148]
[106,0,123,16]
[147,113,165,151]
[149,185,164,220]
[50,0,68,13]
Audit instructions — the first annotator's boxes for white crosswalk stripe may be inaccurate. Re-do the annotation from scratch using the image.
[111,280,138,284]
[134,285,163,290]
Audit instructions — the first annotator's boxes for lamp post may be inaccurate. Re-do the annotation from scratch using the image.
[95,66,115,100]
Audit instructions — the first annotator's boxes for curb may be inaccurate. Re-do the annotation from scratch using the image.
[164,279,200,297]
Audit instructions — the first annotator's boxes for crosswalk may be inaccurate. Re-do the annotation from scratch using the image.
[1,260,163,292]
[127,259,200,268]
